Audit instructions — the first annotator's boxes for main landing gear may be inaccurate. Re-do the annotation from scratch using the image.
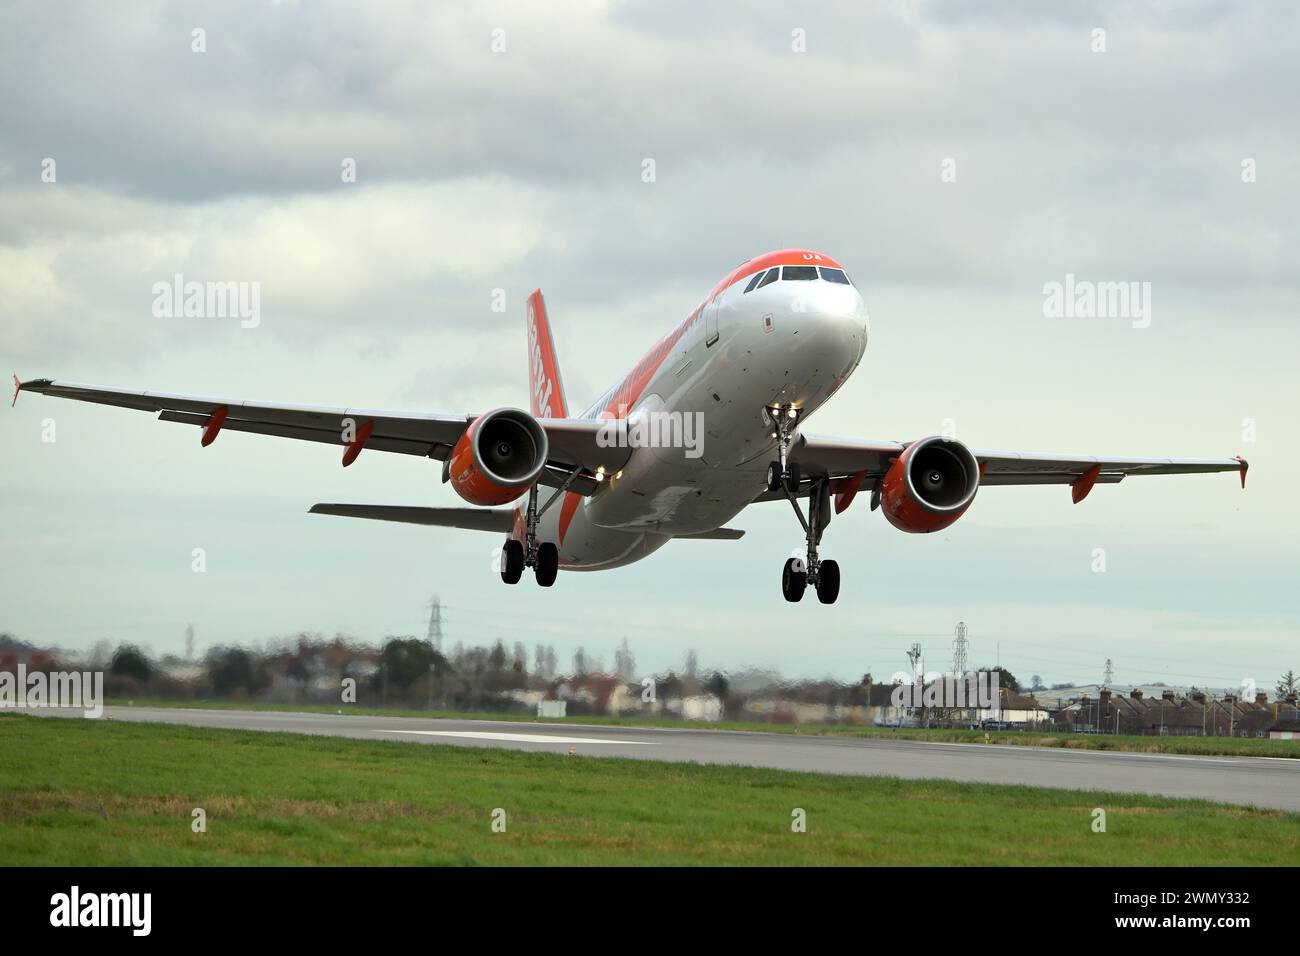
[500,467,579,588]
[500,538,555,587]
[766,404,840,605]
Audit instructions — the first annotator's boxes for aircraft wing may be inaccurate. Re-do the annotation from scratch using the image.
[13,377,629,496]
[308,504,515,531]
[752,432,1247,504]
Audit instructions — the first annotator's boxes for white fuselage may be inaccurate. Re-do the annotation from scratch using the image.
[524,259,870,571]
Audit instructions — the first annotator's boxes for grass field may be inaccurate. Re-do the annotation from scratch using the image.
[106,697,1300,759]
[2,713,1297,865]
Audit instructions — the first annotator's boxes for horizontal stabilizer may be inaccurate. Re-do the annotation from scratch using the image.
[674,527,745,540]
[309,504,513,532]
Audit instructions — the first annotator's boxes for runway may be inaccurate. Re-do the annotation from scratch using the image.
[26,706,1300,811]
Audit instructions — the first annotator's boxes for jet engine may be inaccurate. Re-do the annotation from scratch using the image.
[879,435,980,533]
[447,408,549,506]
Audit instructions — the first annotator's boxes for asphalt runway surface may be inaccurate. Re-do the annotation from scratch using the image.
[24,706,1300,811]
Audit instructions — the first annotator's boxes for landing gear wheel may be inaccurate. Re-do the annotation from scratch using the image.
[784,462,801,495]
[766,461,783,493]
[769,403,838,606]
[782,558,807,603]
[500,540,524,584]
[535,542,559,588]
[816,559,840,605]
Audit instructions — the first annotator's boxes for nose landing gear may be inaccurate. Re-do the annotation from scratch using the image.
[765,404,802,494]
[765,404,839,604]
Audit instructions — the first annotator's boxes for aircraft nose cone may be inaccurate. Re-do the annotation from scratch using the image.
[794,285,867,368]
[749,278,869,412]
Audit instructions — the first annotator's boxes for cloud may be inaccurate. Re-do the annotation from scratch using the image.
[0,1,1296,681]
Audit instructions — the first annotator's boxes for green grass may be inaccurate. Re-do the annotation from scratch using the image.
[106,697,1300,759]
[2,713,1296,865]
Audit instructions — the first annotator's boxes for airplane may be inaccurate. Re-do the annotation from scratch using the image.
[13,248,1248,604]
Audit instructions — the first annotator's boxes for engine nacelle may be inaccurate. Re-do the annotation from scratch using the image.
[447,408,549,506]
[880,436,980,533]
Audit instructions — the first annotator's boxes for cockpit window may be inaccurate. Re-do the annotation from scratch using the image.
[782,265,818,281]
[819,267,851,285]
[743,271,765,293]
[756,268,779,289]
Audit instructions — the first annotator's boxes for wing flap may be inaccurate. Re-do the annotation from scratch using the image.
[979,472,1125,487]
[972,448,1248,480]
[23,379,470,444]
[674,527,745,540]
[309,504,514,532]
[159,410,441,457]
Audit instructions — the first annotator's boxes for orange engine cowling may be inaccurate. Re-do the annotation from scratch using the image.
[880,436,980,533]
[447,408,549,506]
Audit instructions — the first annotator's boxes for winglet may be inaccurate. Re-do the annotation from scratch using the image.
[1235,456,1249,489]
[10,374,20,408]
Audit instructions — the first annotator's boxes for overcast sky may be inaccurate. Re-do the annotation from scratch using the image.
[2,1,1297,690]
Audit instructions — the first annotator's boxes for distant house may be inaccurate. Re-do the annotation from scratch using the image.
[158,660,204,683]
[864,682,914,727]
[1272,698,1300,738]
[553,673,626,715]
[605,683,640,716]
[537,699,567,719]
[0,635,57,672]
[1055,687,1282,737]
[977,689,1048,727]
[856,677,1044,729]
[678,695,723,722]
[505,688,545,710]
[742,696,833,724]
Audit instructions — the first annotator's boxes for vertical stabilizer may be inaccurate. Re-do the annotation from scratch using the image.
[526,289,568,419]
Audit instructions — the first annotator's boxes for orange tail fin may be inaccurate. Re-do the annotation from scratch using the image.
[526,289,568,419]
